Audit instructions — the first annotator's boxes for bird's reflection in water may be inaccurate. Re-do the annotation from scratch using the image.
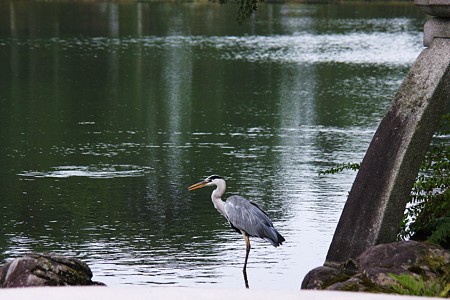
[243,269,249,288]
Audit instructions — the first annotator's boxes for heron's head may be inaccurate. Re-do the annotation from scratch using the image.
[188,174,224,191]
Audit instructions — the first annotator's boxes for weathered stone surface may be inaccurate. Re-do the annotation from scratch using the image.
[0,253,105,288]
[325,275,372,292]
[357,241,449,286]
[302,241,450,293]
[415,0,450,17]
[424,18,450,47]
[301,266,355,290]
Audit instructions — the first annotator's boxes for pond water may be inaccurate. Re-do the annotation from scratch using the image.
[0,1,425,289]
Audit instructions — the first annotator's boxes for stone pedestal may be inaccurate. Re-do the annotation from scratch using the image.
[416,0,450,46]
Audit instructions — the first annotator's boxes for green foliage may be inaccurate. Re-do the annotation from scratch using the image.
[388,273,450,298]
[214,0,264,23]
[398,113,450,248]
[318,162,360,176]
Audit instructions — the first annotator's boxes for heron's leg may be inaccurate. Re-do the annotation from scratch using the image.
[243,234,251,271]
[242,234,250,288]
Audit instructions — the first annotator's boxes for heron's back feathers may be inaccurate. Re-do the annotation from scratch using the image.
[224,195,285,247]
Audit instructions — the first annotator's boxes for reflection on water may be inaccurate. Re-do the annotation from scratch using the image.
[3,32,421,65]
[0,1,424,289]
[19,165,153,179]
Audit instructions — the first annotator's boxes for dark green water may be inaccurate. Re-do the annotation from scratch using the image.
[0,1,425,289]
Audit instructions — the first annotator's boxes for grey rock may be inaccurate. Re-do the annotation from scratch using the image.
[357,241,450,288]
[0,253,105,288]
[302,241,450,293]
[301,266,352,290]
[325,275,369,292]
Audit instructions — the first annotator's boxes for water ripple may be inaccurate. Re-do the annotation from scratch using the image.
[18,165,153,179]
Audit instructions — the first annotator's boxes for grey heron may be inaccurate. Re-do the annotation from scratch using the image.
[188,174,285,287]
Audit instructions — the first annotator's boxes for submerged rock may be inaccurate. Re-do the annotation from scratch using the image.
[0,253,105,288]
[302,241,450,293]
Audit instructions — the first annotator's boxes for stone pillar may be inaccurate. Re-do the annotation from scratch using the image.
[325,1,450,265]
[417,0,450,46]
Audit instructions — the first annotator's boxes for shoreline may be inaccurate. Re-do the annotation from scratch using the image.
[0,286,441,300]
[31,0,416,3]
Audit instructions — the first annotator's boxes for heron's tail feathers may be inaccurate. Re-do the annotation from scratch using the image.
[265,229,285,247]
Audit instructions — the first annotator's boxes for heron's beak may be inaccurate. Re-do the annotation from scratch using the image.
[188,180,208,191]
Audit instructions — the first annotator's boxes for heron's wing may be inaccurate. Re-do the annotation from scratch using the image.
[224,195,284,247]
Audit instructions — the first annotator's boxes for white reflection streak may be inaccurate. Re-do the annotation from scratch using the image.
[44,30,421,66]
[216,33,421,65]
[163,13,192,145]
[162,13,192,174]
[133,32,420,66]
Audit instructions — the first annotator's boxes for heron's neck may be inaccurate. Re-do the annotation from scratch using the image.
[211,180,227,218]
